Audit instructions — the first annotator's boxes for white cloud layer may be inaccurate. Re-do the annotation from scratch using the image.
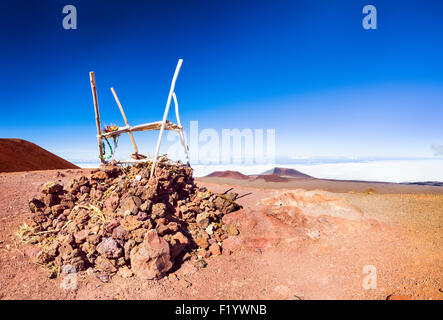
[74,159,443,183]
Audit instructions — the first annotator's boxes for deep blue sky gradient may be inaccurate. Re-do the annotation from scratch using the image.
[0,0,442,160]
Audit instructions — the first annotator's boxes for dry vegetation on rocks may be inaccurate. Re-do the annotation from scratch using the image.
[17,161,241,280]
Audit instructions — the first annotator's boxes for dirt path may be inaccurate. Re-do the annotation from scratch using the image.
[0,170,441,300]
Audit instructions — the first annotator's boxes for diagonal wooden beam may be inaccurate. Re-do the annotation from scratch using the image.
[110,87,140,156]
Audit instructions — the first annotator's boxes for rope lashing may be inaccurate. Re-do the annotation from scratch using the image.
[99,124,120,161]
[99,136,114,161]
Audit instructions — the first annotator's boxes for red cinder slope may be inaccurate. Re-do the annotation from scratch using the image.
[205,170,250,180]
[0,139,79,173]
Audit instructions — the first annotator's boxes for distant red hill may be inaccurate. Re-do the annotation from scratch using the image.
[254,174,289,182]
[261,167,312,179]
[205,170,250,180]
[0,139,79,173]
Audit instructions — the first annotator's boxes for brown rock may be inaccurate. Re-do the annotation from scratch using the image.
[178,279,192,288]
[117,266,133,278]
[23,245,42,260]
[42,182,64,194]
[137,211,149,221]
[44,193,60,207]
[194,259,207,269]
[59,243,74,261]
[194,237,209,249]
[60,199,75,209]
[96,237,123,258]
[51,204,64,217]
[124,239,136,260]
[140,200,153,213]
[58,233,74,245]
[156,223,169,236]
[214,197,226,211]
[167,222,179,233]
[226,192,238,201]
[81,242,96,255]
[74,209,89,225]
[141,187,157,201]
[173,231,189,246]
[87,234,101,245]
[74,229,88,244]
[209,243,221,256]
[121,215,143,232]
[196,213,210,229]
[119,196,140,215]
[112,225,128,240]
[70,256,87,271]
[29,198,45,213]
[224,224,239,236]
[95,255,117,273]
[103,194,119,212]
[130,230,173,280]
[151,203,166,218]
[132,228,148,243]
[94,189,104,200]
[170,231,189,259]
[105,219,120,233]
[91,171,107,180]
[80,185,90,194]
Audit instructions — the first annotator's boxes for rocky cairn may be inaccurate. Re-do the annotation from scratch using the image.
[18,161,241,279]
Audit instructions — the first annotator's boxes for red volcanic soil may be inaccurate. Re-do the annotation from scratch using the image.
[0,170,442,299]
[205,170,249,180]
[262,167,312,179]
[0,139,79,173]
[0,171,442,299]
[255,174,289,182]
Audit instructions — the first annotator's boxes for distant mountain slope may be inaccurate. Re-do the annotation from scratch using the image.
[406,181,443,187]
[254,174,289,182]
[261,167,312,179]
[0,139,79,173]
[205,170,250,180]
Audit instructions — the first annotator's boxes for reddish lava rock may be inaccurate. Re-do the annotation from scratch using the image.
[209,243,221,256]
[17,161,242,279]
[130,230,173,280]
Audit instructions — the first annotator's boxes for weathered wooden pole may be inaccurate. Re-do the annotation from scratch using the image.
[89,71,105,163]
[110,87,141,157]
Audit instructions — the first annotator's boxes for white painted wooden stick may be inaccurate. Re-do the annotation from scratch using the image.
[173,92,182,126]
[173,92,190,166]
[150,59,183,178]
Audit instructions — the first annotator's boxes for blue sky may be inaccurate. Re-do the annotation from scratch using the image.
[0,0,442,162]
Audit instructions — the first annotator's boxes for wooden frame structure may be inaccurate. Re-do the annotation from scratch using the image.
[89,59,190,177]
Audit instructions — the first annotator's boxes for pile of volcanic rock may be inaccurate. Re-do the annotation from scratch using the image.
[21,161,241,280]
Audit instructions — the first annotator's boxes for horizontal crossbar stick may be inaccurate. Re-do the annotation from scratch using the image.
[115,159,188,167]
[100,120,183,138]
